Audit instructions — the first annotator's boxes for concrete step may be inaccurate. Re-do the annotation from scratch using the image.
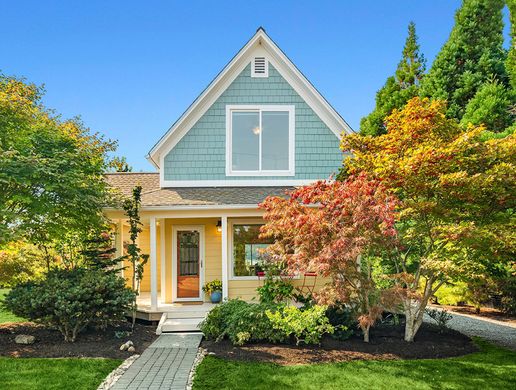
[166,310,209,319]
[160,317,203,333]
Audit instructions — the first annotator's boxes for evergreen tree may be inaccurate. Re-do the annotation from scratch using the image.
[360,22,425,136]
[507,0,516,90]
[461,79,514,132]
[420,0,507,120]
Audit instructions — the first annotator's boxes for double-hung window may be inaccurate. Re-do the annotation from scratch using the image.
[226,105,295,176]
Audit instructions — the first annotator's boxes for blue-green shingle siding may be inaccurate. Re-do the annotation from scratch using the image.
[163,63,342,181]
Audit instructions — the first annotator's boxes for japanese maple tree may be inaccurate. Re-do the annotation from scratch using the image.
[259,174,399,342]
[341,97,515,341]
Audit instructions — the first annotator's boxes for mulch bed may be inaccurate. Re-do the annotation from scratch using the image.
[0,321,158,359]
[201,322,478,365]
[436,304,516,325]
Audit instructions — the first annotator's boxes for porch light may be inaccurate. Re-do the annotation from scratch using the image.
[216,220,222,233]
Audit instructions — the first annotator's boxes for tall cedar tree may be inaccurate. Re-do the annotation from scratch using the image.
[420,0,508,122]
[360,22,426,136]
[507,1,516,91]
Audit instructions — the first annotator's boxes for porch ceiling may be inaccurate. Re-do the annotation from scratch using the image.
[106,172,293,207]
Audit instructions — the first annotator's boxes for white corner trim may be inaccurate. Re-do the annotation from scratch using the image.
[147,29,353,168]
[225,105,295,177]
[160,179,316,187]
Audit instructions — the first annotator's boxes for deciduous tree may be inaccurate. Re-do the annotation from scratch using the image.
[260,174,400,342]
[0,75,116,247]
[341,97,515,341]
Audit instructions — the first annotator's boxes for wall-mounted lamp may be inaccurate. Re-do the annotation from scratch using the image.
[216,220,222,233]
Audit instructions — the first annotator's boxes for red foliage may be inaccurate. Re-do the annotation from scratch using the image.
[259,174,400,341]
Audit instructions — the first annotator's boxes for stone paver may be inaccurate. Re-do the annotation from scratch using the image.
[111,333,202,390]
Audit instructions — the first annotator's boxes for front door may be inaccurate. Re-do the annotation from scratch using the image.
[174,227,203,300]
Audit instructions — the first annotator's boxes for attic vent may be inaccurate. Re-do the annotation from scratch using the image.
[251,57,268,78]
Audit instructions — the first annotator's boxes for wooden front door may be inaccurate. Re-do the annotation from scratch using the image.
[176,229,201,299]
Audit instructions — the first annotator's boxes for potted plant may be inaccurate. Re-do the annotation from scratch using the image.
[203,280,223,303]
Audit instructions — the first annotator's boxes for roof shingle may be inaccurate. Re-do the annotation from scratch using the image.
[105,173,292,207]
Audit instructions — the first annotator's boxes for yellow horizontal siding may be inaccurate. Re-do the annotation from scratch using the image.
[113,215,330,303]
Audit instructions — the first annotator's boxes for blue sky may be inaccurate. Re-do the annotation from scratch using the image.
[2,1,511,171]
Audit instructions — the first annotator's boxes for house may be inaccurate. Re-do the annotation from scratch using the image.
[105,28,352,331]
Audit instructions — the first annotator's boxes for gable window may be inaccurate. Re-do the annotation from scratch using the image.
[226,105,295,176]
[230,221,273,278]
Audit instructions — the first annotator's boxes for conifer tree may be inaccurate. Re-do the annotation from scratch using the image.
[420,0,507,120]
[360,22,425,136]
[506,0,516,91]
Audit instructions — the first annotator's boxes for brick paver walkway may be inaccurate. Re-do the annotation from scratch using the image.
[111,333,203,390]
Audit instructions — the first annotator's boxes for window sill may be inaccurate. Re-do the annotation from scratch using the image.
[226,170,295,177]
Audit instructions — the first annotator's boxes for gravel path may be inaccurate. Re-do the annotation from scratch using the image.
[425,310,516,351]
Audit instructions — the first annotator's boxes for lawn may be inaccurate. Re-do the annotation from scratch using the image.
[0,357,121,390]
[193,339,516,390]
[0,289,25,323]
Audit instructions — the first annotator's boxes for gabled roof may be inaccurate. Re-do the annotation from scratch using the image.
[105,172,292,208]
[147,27,353,169]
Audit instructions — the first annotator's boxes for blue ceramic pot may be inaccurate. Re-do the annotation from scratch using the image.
[210,291,222,303]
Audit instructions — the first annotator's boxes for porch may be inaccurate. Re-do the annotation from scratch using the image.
[111,207,270,329]
[135,292,217,322]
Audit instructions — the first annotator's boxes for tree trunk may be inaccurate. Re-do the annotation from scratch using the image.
[361,325,370,343]
[404,300,424,342]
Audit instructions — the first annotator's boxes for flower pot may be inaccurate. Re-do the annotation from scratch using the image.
[210,291,222,303]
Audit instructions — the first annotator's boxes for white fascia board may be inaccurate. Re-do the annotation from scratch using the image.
[160,179,315,187]
[147,29,353,169]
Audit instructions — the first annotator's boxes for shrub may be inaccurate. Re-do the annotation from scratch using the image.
[433,282,469,305]
[266,305,334,345]
[0,242,45,288]
[425,308,453,333]
[256,277,294,304]
[325,305,355,340]
[496,275,516,316]
[4,267,135,342]
[200,299,286,346]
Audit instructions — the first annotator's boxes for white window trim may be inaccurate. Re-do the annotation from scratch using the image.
[229,218,268,280]
[225,105,295,177]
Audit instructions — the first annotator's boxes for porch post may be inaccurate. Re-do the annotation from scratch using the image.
[160,218,166,303]
[116,219,124,277]
[221,216,229,300]
[150,217,158,310]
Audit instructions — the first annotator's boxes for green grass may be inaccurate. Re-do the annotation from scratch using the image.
[0,357,121,390]
[0,289,25,323]
[193,339,516,390]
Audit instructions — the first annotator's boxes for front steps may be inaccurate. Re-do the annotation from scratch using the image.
[156,304,215,334]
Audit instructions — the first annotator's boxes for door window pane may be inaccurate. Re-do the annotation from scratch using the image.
[178,231,199,276]
[232,111,259,171]
[261,111,289,170]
